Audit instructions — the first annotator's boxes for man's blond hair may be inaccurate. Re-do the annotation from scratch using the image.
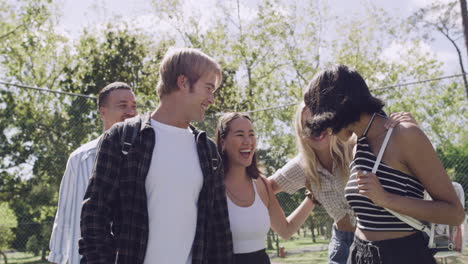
[156,48,222,97]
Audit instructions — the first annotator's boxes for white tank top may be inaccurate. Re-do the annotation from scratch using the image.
[227,180,271,254]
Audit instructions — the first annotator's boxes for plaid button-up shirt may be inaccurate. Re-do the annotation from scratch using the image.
[270,155,354,223]
[79,113,233,264]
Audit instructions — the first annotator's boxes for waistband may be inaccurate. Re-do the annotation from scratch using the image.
[353,231,424,247]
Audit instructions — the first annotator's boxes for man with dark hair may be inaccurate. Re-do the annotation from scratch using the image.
[48,82,137,264]
[79,48,233,264]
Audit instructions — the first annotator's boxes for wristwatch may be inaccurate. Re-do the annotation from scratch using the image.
[305,190,321,206]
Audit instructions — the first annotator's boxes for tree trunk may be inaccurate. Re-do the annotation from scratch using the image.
[460,0,468,56]
[275,233,280,257]
[0,250,7,264]
[459,0,468,98]
[310,220,317,243]
[440,29,468,98]
[267,229,274,250]
[41,247,46,261]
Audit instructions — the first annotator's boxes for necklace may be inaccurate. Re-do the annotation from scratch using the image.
[226,180,253,203]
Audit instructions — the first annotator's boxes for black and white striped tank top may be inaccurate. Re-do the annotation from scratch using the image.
[344,114,425,232]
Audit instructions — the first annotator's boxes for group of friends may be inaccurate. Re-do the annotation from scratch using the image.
[48,48,465,264]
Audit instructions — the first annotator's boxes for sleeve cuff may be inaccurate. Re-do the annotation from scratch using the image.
[269,172,299,194]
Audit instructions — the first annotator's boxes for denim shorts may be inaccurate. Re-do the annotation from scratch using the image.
[347,232,436,264]
[328,224,355,264]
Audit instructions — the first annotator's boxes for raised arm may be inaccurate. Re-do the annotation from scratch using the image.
[260,177,315,240]
[79,133,120,263]
[268,156,307,195]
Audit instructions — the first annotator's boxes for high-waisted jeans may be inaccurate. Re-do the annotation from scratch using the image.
[328,224,355,264]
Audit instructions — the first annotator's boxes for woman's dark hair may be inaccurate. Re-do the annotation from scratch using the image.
[215,112,262,179]
[303,64,384,136]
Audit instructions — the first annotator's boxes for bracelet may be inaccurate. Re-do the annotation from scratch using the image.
[305,190,321,206]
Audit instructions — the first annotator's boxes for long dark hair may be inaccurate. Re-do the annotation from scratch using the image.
[215,112,262,179]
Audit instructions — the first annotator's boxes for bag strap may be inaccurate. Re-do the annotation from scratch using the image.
[121,116,142,155]
[371,127,393,174]
[371,127,431,236]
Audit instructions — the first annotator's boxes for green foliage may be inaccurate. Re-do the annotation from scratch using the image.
[0,1,165,253]
[409,0,468,97]
[26,235,40,256]
[0,202,18,249]
[438,142,468,208]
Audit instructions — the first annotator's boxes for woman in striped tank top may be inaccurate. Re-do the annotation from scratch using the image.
[304,64,465,264]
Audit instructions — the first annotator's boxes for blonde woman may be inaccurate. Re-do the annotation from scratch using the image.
[269,102,415,264]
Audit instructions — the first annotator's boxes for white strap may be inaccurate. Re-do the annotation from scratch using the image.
[370,127,431,236]
[371,127,393,174]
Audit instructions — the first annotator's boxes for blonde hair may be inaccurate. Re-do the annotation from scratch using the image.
[294,102,353,189]
[156,48,222,97]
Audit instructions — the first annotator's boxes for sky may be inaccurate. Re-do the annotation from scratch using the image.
[55,0,466,75]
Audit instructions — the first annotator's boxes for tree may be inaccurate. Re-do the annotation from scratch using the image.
[0,202,18,263]
[459,0,468,55]
[437,141,468,208]
[0,4,164,254]
[410,0,468,98]
[147,0,467,236]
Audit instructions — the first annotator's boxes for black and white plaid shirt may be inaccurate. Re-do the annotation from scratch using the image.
[79,113,233,264]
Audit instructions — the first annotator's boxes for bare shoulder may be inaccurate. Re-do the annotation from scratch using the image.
[256,175,273,207]
[392,122,428,145]
[391,121,435,161]
[257,175,272,193]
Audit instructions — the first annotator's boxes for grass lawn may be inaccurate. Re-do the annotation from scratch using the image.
[266,233,329,255]
[4,251,48,264]
[272,250,329,264]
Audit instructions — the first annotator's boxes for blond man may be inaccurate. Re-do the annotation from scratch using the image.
[79,48,233,264]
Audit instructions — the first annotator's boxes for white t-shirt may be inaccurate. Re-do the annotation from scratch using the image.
[143,119,204,264]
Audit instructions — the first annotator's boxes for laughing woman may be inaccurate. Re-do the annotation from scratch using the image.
[215,112,316,264]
